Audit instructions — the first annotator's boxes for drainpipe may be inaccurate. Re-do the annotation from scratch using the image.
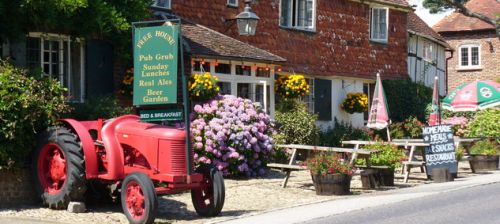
[445,49,453,94]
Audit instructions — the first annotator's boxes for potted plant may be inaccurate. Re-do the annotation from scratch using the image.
[358,143,405,187]
[468,139,499,173]
[304,153,354,195]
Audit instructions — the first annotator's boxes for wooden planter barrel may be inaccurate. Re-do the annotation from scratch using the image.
[360,168,394,189]
[311,173,351,195]
[469,155,499,173]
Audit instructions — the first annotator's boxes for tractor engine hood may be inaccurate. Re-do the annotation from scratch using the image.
[115,119,186,140]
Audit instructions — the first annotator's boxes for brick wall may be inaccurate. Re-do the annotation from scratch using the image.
[172,0,408,80]
[0,169,38,207]
[441,30,500,90]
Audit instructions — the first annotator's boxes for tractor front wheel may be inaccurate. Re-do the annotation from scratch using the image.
[32,127,87,209]
[120,172,158,224]
[191,165,225,217]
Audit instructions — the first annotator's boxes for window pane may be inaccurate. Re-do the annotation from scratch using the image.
[215,63,231,74]
[280,0,290,26]
[461,47,469,66]
[26,37,41,70]
[255,84,270,112]
[471,47,479,65]
[193,61,210,72]
[43,64,50,74]
[297,0,306,27]
[256,67,270,77]
[217,82,231,95]
[306,0,313,27]
[237,83,251,99]
[371,9,379,39]
[235,65,251,76]
[379,9,387,39]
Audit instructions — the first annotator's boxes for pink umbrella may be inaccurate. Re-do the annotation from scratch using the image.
[428,76,441,126]
[367,73,391,140]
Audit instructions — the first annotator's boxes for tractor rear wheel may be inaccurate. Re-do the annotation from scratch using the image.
[191,165,225,217]
[32,127,87,209]
[121,172,158,224]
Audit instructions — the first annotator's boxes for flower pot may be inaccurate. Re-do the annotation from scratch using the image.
[311,173,351,195]
[469,155,499,173]
[360,168,394,189]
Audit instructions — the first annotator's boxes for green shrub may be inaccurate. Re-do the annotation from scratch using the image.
[466,108,500,138]
[388,116,424,139]
[383,79,432,122]
[275,99,319,145]
[469,139,499,156]
[358,142,406,170]
[455,146,465,161]
[319,118,370,147]
[0,61,70,169]
[65,96,132,120]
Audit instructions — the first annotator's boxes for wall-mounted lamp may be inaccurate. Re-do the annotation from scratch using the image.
[225,0,260,36]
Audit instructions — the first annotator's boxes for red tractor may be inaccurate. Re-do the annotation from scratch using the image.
[32,115,225,224]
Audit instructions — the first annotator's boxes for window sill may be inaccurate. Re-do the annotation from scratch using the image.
[370,39,388,45]
[279,26,316,34]
[457,67,483,71]
[226,4,238,9]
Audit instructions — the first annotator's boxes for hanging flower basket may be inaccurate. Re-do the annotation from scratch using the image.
[275,74,309,99]
[189,72,220,101]
[120,67,134,96]
[341,92,368,114]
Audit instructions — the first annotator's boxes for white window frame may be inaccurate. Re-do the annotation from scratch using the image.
[28,32,85,102]
[422,40,434,63]
[227,0,238,7]
[458,44,481,70]
[370,7,389,43]
[302,77,315,113]
[152,0,171,10]
[279,0,317,31]
[191,59,276,117]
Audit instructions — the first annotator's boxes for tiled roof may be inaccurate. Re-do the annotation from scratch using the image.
[433,0,499,32]
[181,22,286,63]
[408,11,450,48]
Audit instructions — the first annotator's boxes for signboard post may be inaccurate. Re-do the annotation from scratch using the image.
[423,125,458,176]
[133,25,179,106]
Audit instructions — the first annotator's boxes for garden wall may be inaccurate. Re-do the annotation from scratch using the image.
[0,169,38,207]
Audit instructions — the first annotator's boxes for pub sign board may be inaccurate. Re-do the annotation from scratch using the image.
[423,125,457,175]
[133,25,179,106]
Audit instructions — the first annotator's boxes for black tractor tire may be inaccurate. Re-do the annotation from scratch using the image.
[191,164,225,217]
[120,172,158,224]
[32,126,87,209]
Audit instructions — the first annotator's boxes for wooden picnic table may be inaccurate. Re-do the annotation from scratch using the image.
[267,144,374,188]
[342,140,430,183]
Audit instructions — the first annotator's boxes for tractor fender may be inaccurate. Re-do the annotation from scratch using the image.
[60,119,99,179]
[99,115,140,180]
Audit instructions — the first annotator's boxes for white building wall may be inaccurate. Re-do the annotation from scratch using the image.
[407,33,447,96]
[317,78,366,130]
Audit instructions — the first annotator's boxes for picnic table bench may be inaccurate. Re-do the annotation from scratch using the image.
[267,144,374,188]
[342,140,430,183]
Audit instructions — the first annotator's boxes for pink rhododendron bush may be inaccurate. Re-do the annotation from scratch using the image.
[191,95,275,177]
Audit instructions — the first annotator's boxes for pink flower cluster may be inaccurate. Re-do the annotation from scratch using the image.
[191,95,274,177]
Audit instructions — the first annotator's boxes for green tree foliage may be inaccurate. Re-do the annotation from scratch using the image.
[0,0,151,57]
[0,61,70,169]
[383,79,432,122]
[64,96,132,120]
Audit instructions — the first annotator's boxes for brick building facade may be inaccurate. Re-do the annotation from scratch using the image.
[433,0,500,91]
[170,0,411,127]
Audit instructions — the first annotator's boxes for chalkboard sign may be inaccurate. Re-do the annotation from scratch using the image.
[423,125,457,175]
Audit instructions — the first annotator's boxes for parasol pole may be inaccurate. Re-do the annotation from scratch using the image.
[386,120,391,142]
